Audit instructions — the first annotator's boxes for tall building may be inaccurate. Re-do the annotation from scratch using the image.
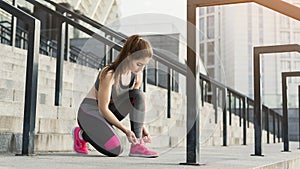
[198,0,300,108]
[54,0,119,25]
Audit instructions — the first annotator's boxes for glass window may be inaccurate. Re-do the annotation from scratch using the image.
[207,42,214,65]
[280,16,290,28]
[200,43,205,62]
[293,21,300,29]
[294,32,300,43]
[280,32,290,44]
[199,7,205,16]
[207,16,214,39]
[199,18,205,41]
[280,60,291,72]
[207,6,215,13]
[207,68,214,78]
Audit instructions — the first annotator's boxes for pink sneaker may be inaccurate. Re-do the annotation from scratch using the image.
[129,139,158,158]
[72,127,88,154]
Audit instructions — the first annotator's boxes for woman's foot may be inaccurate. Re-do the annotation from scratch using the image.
[129,139,158,158]
[72,127,89,154]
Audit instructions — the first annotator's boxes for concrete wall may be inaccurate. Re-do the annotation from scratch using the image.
[0,43,276,153]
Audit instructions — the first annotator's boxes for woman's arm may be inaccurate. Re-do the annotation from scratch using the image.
[97,70,137,143]
[133,71,143,89]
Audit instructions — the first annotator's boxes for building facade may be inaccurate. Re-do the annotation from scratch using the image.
[198,0,300,108]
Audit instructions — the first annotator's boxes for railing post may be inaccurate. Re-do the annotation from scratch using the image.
[54,14,66,106]
[265,107,270,144]
[222,88,227,146]
[298,85,300,149]
[64,23,69,61]
[204,82,208,102]
[10,0,17,47]
[272,111,276,143]
[200,79,204,106]
[234,95,237,118]
[253,47,263,156]
[212,84,217,124]
[277,114,281,142]
[21,18,40,155]
[281,73,289,151]
[239,97,242,127]
[243,97,247,145]
[247,100,250,128]
[228,92,232,125]
[181,1,200,165]
[167,68,171,118]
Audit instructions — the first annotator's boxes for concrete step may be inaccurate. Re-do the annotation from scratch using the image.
[0,116,23,133]
[0,61,26,73]
[0,101,24,117]
[0,87,25,103]
[0,56,26,68]
[0,132,74,153]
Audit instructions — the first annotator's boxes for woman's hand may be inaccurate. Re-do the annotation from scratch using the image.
[142,126,152,143]
[125,129,138,144]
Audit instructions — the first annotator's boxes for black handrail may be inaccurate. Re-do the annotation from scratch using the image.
[0,0,40,155]
[25,0,123,51]
[200,72,283,147]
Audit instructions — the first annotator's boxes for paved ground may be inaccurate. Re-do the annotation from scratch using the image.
[1,142,300,169]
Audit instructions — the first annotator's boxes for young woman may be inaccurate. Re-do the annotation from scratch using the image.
[72,34,158,158]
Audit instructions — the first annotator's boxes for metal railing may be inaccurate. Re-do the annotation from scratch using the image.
[200,73,283,147]
[0,0,284,158]
[0,20,100,64]
[0,0,40,155]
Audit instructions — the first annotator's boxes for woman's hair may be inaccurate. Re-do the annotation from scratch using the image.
[101,34,153,85]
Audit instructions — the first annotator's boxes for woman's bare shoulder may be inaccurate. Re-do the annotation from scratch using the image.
[100,68,115,83]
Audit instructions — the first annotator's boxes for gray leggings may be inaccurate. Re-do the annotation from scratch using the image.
[77,89,145,156]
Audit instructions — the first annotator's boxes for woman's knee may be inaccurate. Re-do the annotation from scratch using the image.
[129,89,145,100]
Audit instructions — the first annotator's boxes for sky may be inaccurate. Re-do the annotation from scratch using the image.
[118,0,186,20]
[113,0,187,35]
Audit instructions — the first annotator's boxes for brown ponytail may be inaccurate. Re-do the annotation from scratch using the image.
[101,34,153,86]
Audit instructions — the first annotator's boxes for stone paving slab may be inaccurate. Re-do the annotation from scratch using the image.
[0,142,300,169]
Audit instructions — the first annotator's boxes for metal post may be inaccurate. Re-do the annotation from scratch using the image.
[0,1,42,155]
[54,17,65,106]
[223,88,227,146]
[167,68,171,118]
[205,83,208,102]
[272,111,276,143]
[200,79,204,106]
[239,98,242,127]
[21,18,40,155]
[228,92,232,125]
[277,114,280,142]
[299,85,300,149]
[181,1,200,165]
[265,107,270,144]
[281,73,289,151]
[64,23,69,61]
[247,100,250,128]
[10,0,17,47]
[212,84,218,124]
[243,97,247,145]
[253,47,262,156]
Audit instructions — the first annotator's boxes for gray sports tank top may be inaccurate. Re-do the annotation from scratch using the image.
[94,70,136,101]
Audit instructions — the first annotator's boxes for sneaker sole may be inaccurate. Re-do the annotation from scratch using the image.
[129,153,159,158]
